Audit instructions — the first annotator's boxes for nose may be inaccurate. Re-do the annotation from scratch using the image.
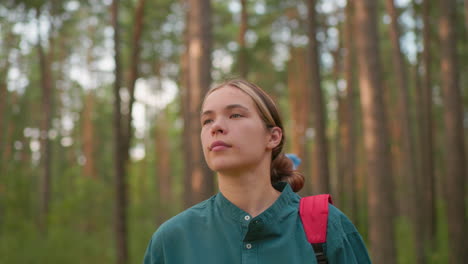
[210,118,226,135]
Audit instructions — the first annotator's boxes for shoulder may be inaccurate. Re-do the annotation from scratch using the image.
[143,196,217,263]
[149,195,217,241]
[327,204,359,237]
[154,195,216,238]
[327,204,359,241]
[325,205,372,263]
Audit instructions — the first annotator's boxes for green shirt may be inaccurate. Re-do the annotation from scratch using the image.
[143,182,371,264]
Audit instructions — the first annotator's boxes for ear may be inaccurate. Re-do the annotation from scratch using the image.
[266,127,282,150]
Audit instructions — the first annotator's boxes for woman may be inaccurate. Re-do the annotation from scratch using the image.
[143,79,371,263]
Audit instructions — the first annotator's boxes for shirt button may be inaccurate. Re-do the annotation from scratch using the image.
[244,215,250,221]
[246,243,252,249]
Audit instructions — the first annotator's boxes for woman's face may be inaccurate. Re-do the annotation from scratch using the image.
[200,86,281,174]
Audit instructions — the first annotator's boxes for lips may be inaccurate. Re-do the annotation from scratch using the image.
[209,140,232,151]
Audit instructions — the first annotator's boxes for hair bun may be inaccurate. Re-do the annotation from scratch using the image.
[271,154,305,192]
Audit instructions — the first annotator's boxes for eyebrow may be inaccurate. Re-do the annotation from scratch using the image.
[200,104,250,117]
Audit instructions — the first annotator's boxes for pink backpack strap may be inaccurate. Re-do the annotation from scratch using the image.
[299,194,333,244]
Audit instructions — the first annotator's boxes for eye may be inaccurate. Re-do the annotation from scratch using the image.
[202,119,213,125]
[230,113,243,119]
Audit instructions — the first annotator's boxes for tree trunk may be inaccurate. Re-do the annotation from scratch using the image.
[421,0,436,247]
[307,0,330,194]
[155,110,172,223]
[465,0,468,33]
[385,0,423,262]
[354,0,396,263]
[123,0,146,164]
[342,0,358,223]
[287,47,309,167]
[111,1,128,263]
[439,0,467,262]
[82,92,96,179]
[238,0,248,78]
[181,4,193,208]
[36,9,54,235]
[184,0,214,207]
[0,56,9,170]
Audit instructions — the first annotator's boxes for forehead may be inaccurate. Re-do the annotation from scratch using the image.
[202,86,255,110]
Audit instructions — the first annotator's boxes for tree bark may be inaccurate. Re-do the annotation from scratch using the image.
[181,3,193,207]
[83,92,96,179]
[439,0,467,262]
[287,47,310,170]
[0,53,9,170]
[238,0,248,78]
[354,0,396,263]
[465,0,468,33]
[111,1,128,263]
[155,110,172,223]
[421,0,436,247]
[342,0,358,223]
[307,0,330,194]
[36,9,54,235]
[184,0,214,207]
[385,0,423,262]
[123,0,146,164]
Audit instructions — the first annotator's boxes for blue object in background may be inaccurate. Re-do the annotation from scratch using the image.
[285,153,301,170]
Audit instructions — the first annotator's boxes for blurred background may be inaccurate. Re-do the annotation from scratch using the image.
[0,0,466,263]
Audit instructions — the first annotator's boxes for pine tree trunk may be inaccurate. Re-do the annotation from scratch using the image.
[439,0,467,262]
[465,0,468,33]
[111,1,127,263]
[83,92,96,179]
[0,56,9,170]
[354,0,396,263]
[181,17,193,208]
[155,110,173,223]
[123,0,146,164]
[307,0,330,194]
[238,0,248,78]
[385,0,423,262]
[36,9,54,235]
[185,0,214,206]
[288,47,309,166]
[342,0,358,223]
[421,0,436,247]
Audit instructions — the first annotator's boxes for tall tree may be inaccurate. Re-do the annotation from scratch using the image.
[111,0,147,262]
[465,0,468,32]
[238,0,248,78]
[287,47,309,166]
[0,30,14,169]
[183,0,214,207]
[155,109,172,223]
[354,0,396,263]
[341,0,358,223]
[439,0,467,263]
[36,6,55,235]
[420,0,436,247]
[384,0,423,262]
[111,0,127,263]
[123,0,146,164]
[307,0,330,194]
[82,92,96,179]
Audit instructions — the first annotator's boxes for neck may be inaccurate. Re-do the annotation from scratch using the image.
[217,162,281,218]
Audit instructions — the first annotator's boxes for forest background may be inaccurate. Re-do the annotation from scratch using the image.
[0,0,466,263]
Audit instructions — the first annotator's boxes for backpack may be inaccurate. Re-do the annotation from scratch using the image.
[299,194,333,264]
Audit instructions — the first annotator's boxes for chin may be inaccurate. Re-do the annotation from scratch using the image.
[208,159,243,173]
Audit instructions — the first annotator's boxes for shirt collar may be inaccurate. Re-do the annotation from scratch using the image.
[214,182,300,225]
